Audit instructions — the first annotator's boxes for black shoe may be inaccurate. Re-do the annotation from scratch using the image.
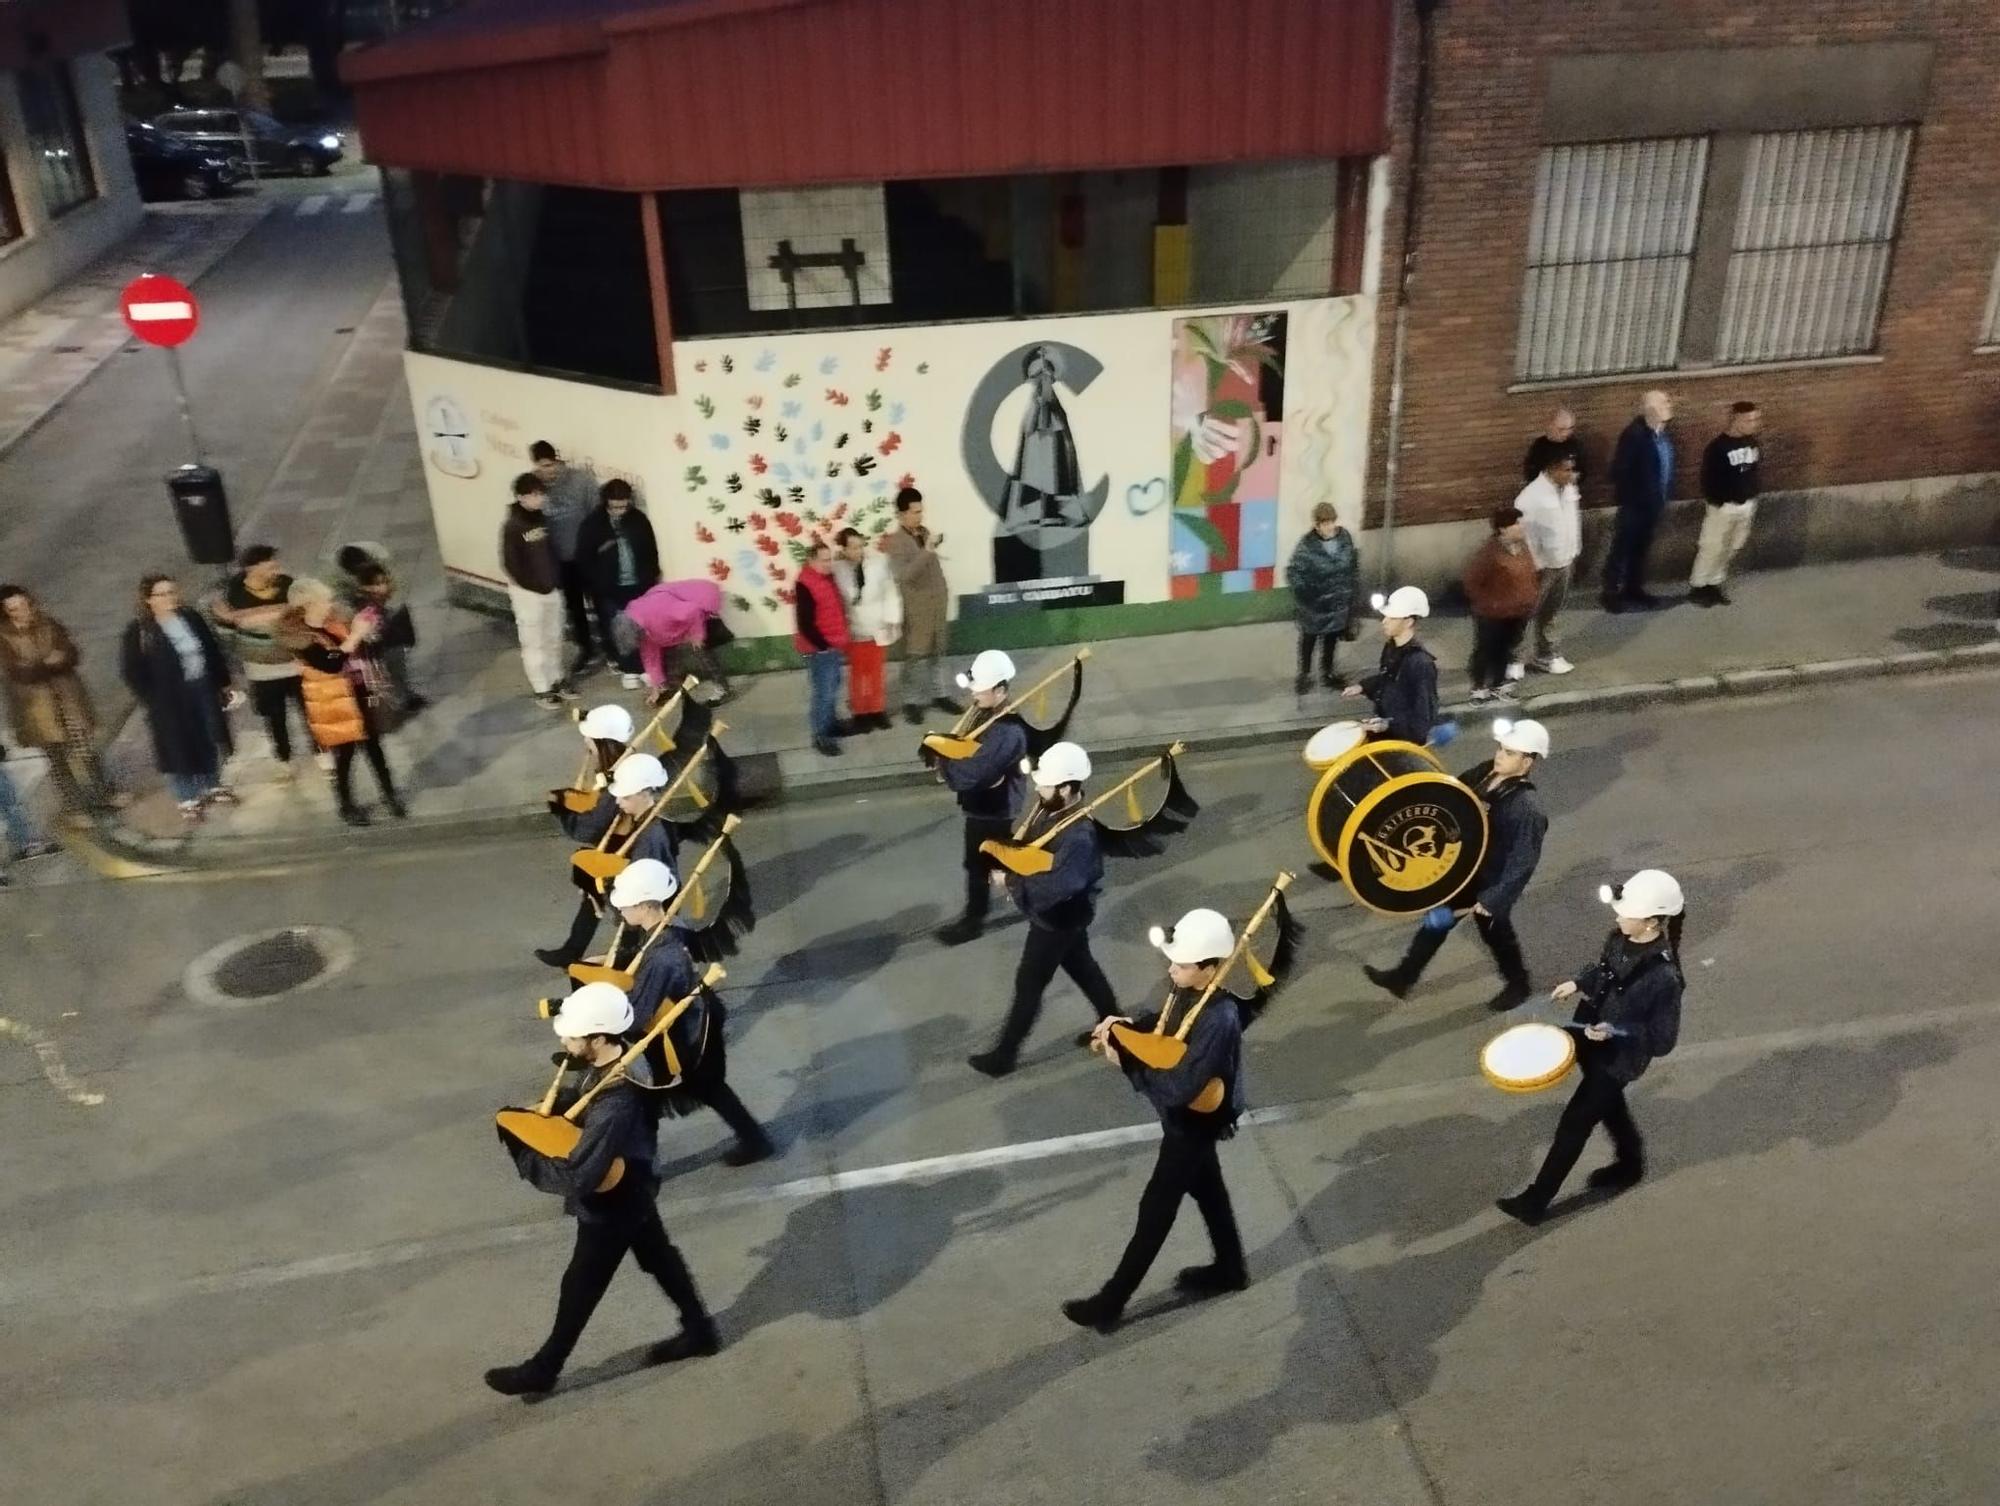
[722,1135,775,1167]
[385,795,409,820]
[1074,1028,1098,1048]
[967,1049,1017,1078]
[569,656,602,679]
[534,946,579,969]
[1363,964,1410,1000]
[1627,590,1664,610]
[1495,1192,1547,1227]
[1174,1263,1249,1296]
[646,1322,720,1365]
[1320,674,1345,691]
[1061,1293,1122,1333]
[831,718,858,738]
[1599,593,1626,615]
[403,693,432,713]
[1689,585,1719,607]
[904,704,926,726]
[930,696,963,715]
[483,1360,559,1397]
[813,738,843,757]
[1484,982,1533,1013]
[1710,586,1733,606]
[1293,673,1311,696]
[1586,1160,1645,1192]
[936,917,983,947]
[340,806,371,828]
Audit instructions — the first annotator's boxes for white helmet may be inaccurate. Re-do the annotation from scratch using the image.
[956,649,1016,693]
[1370,586,1431,619]
[1600,869,1685,919]
[1147,908,1235,967]
[609,857,678,908]
[580,704,634,743]
[607,752,668,799]
[1031,741,1092,790]
[1493,717,1551,757]
[550,981,633,1039]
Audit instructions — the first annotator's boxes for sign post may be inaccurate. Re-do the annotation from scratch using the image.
[120,272,204,463]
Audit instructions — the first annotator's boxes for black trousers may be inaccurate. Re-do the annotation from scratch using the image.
[531,1182,709,1372]
[1295,630,1340,682]
[959,815,1012,924]
[331,736,398,812]
[1469,617,1527,691]
[1396,909,1529,991]
[1601,506,1661,599]
[1523,1069,1643,1207]
[1098,1128,1244,1307]
[249,676,309,763]
[560,892,602,958]
[993,923,1117,1057]
[596,584,646,674]
[681,1000,768,1147]
[558,559,598,661]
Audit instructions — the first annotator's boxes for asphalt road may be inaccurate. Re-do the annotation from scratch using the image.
[2,674,1997,1505]
[1,175,393,718]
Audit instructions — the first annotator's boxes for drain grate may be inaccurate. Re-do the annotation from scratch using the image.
[211,929,328,1000]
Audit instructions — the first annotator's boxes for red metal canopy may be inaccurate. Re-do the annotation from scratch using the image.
[344,0,1394,190]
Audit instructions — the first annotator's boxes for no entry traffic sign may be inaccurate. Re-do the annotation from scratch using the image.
[120,273,200,348]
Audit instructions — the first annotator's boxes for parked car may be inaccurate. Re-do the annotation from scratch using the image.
[124,121,245,201]
[151,108,344,177]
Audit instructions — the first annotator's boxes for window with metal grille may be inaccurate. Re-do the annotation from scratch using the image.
[16,62,96,219]
[1715,126,1912,365]
[1516,138,1708,382]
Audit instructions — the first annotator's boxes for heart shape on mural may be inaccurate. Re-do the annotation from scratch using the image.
[1126,477,1169,517]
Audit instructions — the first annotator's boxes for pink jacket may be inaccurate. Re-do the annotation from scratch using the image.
[626,579,722,687]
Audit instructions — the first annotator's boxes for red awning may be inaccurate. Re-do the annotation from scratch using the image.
[344,0,1394,190]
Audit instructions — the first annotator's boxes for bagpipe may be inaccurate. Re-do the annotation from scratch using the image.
[547,676,704,819]
[1104,873,1303,1114]
[1299,722,1487,917]
[569,713,733,898]
[978,743,1198,877]
[496,962,727,1195]
[920,648,1090,769]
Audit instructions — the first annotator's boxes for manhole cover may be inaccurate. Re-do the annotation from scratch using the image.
[183,926,357,1008]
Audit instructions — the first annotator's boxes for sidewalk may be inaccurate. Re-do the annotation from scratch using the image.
[82,545,2000,869]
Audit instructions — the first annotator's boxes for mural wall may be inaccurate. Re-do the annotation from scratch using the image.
[404,294,1376,640]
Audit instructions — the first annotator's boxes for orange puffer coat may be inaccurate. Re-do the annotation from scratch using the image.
[296,625,367,748]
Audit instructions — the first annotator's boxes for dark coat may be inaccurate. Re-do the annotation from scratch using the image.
[575,503,662,600]
[1008,805,1104,931]
[1285,527,1359,635]
[1458,761,1548,918]
[1112,986,1245,1137]
[1360,639,1439,746]
[938,714,1027,820]
[1609,415,1674,517]
[1567,930,1683,1085]
[119,609,234,776]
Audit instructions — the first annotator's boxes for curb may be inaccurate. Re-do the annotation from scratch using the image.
[71,639,2000,880]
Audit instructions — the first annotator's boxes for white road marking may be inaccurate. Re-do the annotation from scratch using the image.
[341,192,375,214]
[126,301,194,321]
[296,194,329,217]
[0,1018,104,1106]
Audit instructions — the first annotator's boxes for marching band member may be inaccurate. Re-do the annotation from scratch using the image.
[967,741,1117,1078]
[1068,909,1248,1333]
[1341,585,1439,745]
[485,982,718,1396]
[605,859,774,1166]
[934,649,1027,947]
[536,752,681,969]
[550,703,632,845]
[1365,718,1550,1011]
[1496,869,1686,1227]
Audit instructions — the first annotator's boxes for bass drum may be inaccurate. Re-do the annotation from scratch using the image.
[1304,738,1489,916]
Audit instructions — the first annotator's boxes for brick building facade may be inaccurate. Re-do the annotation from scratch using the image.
[1369,0,2000,587]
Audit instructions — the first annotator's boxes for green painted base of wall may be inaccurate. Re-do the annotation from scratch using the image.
[716,588,1299,675]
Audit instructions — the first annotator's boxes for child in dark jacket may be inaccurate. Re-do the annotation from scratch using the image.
[1461,507,1541,700]
[1285,502,1360,695]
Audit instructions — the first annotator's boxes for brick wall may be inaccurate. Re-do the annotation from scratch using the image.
[1367,1,2000,528]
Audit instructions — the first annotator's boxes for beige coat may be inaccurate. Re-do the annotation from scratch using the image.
[883,523,948,656]
[0,617,94,749]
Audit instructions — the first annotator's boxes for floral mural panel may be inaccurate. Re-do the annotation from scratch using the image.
[1169,311,1287,596]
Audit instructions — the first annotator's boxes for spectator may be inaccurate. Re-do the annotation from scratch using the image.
[530,440,602,676]
[883,487,956,724]
[1689,401,1763,608]
[120,574,241,823]
[610,579,729,704]
[283,580,407,827]
[1512,452,1582,675]
[1522,406,1584,485]
[1284,501,1360,695]
[209,545,310,781]
[346,560,425,716]
[0,585,116,813]
[575,479,661,689]
[1461,507,1541,702]
[502,471,571,710]
[792,539,850,757]
[833,526,902,732]
[1603,390,1674,612]
[0,744,61,885]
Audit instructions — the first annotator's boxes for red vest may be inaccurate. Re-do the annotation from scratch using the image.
[791,566,850,655]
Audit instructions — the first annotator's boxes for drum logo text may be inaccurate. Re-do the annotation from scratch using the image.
[1356,801,1464,893]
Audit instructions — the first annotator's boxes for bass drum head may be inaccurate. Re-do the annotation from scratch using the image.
[1303,721,1368,771]
[1480,1023,1576,1092]
[1337,770,1489,916]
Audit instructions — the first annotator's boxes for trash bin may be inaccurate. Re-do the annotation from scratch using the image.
[165,465,236,566]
